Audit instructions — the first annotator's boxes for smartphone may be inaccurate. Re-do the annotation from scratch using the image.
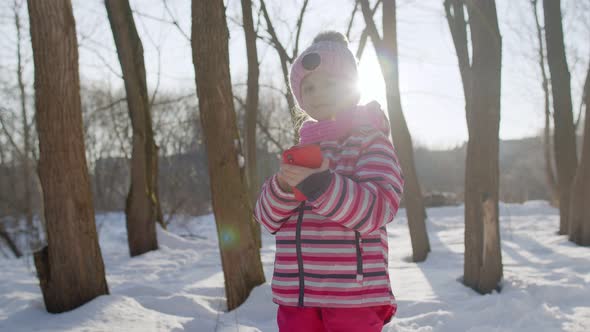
[282,144,323,201]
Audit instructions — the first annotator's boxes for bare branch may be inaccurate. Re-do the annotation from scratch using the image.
[234,82,284,95]
[259,0,290,63]
[152,92,196,106]
[79,43,123,79]
[258,0,296,112]
[133,6,164,107]
[356,0,382,60]
[257,118,286,151]
[91,97,127,114]
[292,0,310,59]
[0,107,24,158]
[346,1,359,40]
[228,14,244,28]
[163,194,189,226]
[130,10,171,25]
[359,0,384,49]
[131,8,190,43]
[234,93,285,151]
[150,46,162,107]
[161,0,191,42]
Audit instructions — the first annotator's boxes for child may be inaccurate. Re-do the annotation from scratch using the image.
[254,31,404,332]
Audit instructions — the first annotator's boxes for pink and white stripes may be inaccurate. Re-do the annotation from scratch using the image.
[254,125,404,309]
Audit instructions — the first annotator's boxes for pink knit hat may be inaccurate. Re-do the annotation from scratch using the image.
[289,32,359,108]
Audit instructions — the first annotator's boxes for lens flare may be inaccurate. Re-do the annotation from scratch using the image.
[218,226,240,249]
[357,52,387,106]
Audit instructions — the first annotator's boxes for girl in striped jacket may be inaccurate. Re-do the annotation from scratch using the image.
[254,31,404,332]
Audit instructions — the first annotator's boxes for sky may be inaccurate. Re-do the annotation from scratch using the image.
[1,0,589,150]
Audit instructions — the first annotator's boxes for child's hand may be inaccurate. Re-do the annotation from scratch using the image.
[278,158,330,188]
[276,174,293,193]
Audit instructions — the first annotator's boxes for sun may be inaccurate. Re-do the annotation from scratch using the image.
[357,54,387,106]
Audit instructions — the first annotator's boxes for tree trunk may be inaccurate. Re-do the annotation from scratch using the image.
[0,224,22,258]
[27,0,109,313]
[445,0,503,294]
[241,0,262,248]
[106,0,162,257]
[543,0,578,235]
[531,0,559,207]
[360,0,430,262]
[191,0,265,311]
[568,63,590,246]
[14,0,37,250]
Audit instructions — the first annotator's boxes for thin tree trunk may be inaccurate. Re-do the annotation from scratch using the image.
[14,0,36,250]
[191,0,265,311]
[106,0,162,257]
[28,0,109,313]
[0,224,22,258]
[543,0,578,235]
[360,0,430,262]
[241,0,261,248]
[568,63,590,246]
[445,0,503,294]
[531,0,559,206]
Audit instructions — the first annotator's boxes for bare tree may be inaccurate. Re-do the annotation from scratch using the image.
[359,0,430,262]
[531,0,559,206]
[12,0,37,248]
[105,0,163,257]
[241,0,262,247]
[543,0,578,235]
[569,62,590,245]
[445,0,503,294]
[191,0,265,311]
[27,0,109,312]
[259,0,309,142]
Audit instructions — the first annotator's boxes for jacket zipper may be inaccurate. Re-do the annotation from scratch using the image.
[296,202,306,307]
[355,231,364,283]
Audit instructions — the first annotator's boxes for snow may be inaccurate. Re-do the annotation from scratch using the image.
[1,202,589,331]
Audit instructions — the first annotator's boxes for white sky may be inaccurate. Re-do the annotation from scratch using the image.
[1,0,588,150]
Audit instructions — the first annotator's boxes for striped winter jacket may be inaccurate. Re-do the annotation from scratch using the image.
[254,120,404,309]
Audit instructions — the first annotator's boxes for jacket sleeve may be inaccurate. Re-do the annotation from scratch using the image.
[296,131,404,235]
[254,174,301,234]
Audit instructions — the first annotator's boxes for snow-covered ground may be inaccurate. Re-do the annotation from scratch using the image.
[1,201,589,331]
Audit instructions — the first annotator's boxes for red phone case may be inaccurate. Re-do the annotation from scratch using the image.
[282,144,323,201]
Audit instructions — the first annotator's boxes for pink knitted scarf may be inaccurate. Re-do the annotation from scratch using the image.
[298,101,389,145]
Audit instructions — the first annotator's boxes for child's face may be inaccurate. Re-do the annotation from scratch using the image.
[300,71,359,121]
